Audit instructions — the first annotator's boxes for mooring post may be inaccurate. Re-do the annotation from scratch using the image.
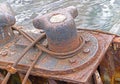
[33,6,81,53]
[0,3,16,46]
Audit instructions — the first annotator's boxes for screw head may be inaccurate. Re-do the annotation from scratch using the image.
[85,38,90,42]
[0,51,8,56]
[69,59,76,64]
[83,48,90,53]
[30,55,37,61]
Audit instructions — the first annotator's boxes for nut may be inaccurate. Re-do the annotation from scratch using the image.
[69,59,76,64]
[0,51,8,56]
[30,55,36,61]
[85,38,90,42]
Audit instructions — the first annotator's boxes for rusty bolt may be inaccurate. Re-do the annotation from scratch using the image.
[83,48,90,53]
[0,51,8,56]
[68,59,76,64]
[85,38,90,42]
[30,55,36,61]
[6,65,17,74]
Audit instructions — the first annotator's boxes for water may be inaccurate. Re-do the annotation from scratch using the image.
[1,0,120,33]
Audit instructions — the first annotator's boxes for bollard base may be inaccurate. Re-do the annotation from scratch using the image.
[0,28,114,84]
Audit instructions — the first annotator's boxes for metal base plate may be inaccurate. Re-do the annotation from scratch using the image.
[0,29,114,83]
[34,31,98,75]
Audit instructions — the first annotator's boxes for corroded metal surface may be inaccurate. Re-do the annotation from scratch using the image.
[100,36,120,84]
[0,5,116,84]
[15,30,98,74]
[30,31,98,74]
[0,28,114,83]
[93,70,103,84]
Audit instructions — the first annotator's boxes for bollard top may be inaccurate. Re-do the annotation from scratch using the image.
[50,14,66,23]
[0,3,16,28]
[33,6,78,29]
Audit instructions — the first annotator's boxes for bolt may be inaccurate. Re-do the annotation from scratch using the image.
[69,59,76,64]
[0,51,8,56]
[30,55,36,61]
[85,38,90,42]
[83,48,90,53]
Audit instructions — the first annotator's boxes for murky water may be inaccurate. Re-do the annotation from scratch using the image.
[1,0,120,33]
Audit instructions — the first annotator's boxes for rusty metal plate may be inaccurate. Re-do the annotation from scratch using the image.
[33,31,98,75]
[0,29,115,83]
[0,30,98,75]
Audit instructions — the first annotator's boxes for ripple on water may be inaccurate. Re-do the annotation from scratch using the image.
[1,0,120,33]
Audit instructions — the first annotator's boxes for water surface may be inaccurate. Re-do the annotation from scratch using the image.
[2,0,120,34]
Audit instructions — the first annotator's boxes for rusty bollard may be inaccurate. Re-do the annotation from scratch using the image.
[0,3,15,46]
[33,6,81,53]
